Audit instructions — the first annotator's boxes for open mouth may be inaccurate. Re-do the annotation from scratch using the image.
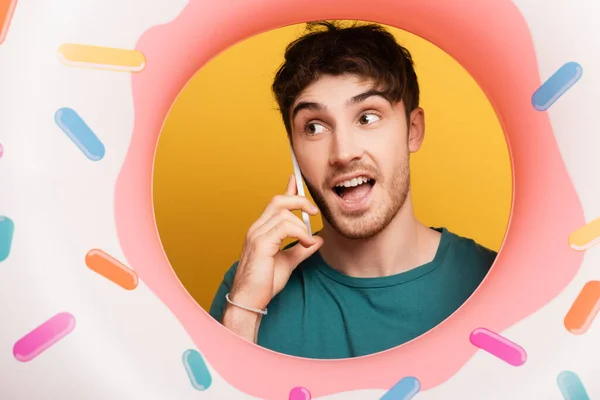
[333,176,375,202]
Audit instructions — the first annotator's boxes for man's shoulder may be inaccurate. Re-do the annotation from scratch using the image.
[443,227,498,269]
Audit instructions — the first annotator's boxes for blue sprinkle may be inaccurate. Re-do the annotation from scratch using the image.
[558,371,589,400]
[0,216,14,262]
[532,62,582,111]
[182,349,212,391]
[54,108,105,161]
[380,376,420,400]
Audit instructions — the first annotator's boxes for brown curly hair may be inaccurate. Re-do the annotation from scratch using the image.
[272,20,420,138]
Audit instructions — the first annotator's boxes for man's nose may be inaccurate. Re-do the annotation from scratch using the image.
[328,127,365,166]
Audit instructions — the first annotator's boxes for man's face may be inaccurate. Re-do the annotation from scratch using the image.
[289,73,425,240]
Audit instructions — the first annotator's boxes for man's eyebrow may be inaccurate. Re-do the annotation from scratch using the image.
[347,89,390,105]
[290,89,390,122]
[291,102,326,121]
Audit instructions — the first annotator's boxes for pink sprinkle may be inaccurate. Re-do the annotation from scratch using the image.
[470,327,527,366]
[289,387,311,400]
[0,143,3,158]
[13,312,76,362]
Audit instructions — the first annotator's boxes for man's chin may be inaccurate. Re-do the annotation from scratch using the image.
[325,213,388,240]
[333,225,384,240]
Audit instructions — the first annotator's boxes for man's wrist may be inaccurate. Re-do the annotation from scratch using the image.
[222,302,260,343]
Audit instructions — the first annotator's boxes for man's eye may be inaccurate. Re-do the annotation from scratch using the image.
[305,122,326,135]
[359,113,381,125]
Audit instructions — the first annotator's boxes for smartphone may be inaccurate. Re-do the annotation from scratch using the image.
[289,145,313,236]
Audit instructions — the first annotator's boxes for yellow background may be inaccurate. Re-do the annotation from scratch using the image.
[152,22,513,311]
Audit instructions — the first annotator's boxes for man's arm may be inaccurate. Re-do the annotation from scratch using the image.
[209,262,262,343]
[209,174,322,344]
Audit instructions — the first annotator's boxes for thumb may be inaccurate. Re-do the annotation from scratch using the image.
[282,235,324,269]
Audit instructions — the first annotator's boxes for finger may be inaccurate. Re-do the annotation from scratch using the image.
[285,174,297,196]
[269,220,315,248]
[248,175,307,236]
[251,195,318,234]
[252,209,308,238]
[257,220,316,256]
[278,235,324,270]
[266,194,318,217]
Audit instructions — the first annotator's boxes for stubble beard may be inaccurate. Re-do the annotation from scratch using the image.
[303,158,410,240]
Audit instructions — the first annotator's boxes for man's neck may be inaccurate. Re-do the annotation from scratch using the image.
[317,195,441,278]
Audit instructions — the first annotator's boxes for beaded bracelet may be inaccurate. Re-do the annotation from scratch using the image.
[225,293,268,315]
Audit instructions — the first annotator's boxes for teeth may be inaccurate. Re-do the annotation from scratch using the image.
[336,176,371,188]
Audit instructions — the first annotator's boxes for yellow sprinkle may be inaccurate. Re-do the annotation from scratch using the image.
[569,217,600,251]
[57,43,146,72]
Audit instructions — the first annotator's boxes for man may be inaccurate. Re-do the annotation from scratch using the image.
[209,21,496,359]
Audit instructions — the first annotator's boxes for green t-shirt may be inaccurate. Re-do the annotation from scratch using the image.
[209,227,496,359]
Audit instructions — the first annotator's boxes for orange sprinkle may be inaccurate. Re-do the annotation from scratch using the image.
[564,281,600,335]
[85,249,138,290]
[0,0,18,45]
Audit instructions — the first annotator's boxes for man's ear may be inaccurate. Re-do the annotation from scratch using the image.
[408,107,425,153]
